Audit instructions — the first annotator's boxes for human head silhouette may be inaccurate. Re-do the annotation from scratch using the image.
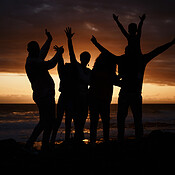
[128,23,137,35]
[80,51,91,67]
[93,53,116,74]
[27,41,40,57]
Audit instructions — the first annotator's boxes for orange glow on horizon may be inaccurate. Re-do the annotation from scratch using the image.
[0,73,175,104]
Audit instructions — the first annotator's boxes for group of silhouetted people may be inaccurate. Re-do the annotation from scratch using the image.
[25,14,175,151]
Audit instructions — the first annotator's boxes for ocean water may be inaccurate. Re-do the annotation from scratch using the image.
[0,104,175,142]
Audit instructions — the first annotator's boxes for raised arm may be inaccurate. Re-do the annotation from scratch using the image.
[57,47,65,80]
[137,14,146,38]
[91,35,110,53]
[145,38,175,64]
[91,35,120,64]
[65,27,77,64]
[39,45,64,70]
[113,14,129,39]
[39,29,53,60]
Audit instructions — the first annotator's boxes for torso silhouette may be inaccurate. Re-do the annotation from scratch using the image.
[118,39,175,95]
[127,35,141,55]
[25,57,55,101]
[90,54,116,103]
[76,63,91,96]
[118,54,146,94]
[58,63,78,96]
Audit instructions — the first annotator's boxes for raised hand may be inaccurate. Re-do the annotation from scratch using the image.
[45,29,52,40]
[53,45,64,54]
[64,27,75,39]
[113,14,119,21]
[91,35,97,44]
[139,14,146,21]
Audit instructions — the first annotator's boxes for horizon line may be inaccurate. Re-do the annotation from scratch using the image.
[1,103,175,105]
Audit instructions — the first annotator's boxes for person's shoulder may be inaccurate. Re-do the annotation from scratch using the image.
[26,56,39,61]
[142,54,148,63]
[120,54,126,58]
[77,62,81,66]
[86,67,91,71]
[115,54,125,63]
[73,61,80,67]
[27,57,43,66]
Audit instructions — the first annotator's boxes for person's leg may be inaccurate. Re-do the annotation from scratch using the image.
[117,94,129,142]
[90,100,99,143]
[65,113,73,141]
[73,94,84,142]
[50,94,64,144]
[26,100,44,148]
[65,95,76,141]
[26,122,44,148]
[100,102,110,142]
[41,97,55,151]
[76,95,88,141]
[130,94,143,140]
[90,113,99,143]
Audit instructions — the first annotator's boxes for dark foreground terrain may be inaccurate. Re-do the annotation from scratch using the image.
[0,130,175,174]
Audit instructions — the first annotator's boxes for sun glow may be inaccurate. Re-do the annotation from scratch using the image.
[0,73,175,104]
[0,73,60,103]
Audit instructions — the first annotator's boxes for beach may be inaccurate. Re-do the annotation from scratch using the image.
[0,104,175,174]
[1,104,175,141]
[0,131,175,174]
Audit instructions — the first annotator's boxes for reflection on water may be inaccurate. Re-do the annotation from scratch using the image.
[0,104,175,142]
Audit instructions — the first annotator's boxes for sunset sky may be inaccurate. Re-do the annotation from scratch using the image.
[0,0,175,103]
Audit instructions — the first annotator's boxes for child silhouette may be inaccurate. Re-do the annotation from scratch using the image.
[113,13,146,55]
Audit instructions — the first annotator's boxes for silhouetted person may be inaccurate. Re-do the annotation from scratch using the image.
[90,35,121,143]
[113,13,146,55]
[117,38,175,142]
[50,57,78,143]
[65,27,91,142]
[25,29,64,151]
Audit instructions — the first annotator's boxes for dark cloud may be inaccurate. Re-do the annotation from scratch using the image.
[0,0,174,85]
[144,53,175,85]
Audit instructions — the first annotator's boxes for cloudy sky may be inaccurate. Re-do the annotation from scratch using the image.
[0,0,175,103]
